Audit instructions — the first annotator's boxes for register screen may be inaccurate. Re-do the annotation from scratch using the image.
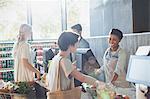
[126,55,150,86]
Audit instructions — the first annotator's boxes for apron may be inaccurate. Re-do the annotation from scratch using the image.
[104,48,119,82]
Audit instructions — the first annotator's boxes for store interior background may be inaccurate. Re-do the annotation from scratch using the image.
[0,0,150,80]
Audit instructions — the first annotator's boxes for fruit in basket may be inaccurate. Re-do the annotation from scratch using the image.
[3,81,15,91]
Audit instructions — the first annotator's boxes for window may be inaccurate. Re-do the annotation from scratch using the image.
[132,0,150,32]
[31,0,62,39]
[0,0,27,41]
[0,0,90,41]
[66,0,90,37]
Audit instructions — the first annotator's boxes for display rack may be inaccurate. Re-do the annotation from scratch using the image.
[0,42,14,82]
[0,40,58,81]
[30,40,58,74]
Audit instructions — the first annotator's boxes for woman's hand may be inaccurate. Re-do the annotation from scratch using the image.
[72,60,77,69]
[94,80,106,89]
[95,69,102,75]
[41,73,47,83]
[36,72,41,80]
[111,73,118,85]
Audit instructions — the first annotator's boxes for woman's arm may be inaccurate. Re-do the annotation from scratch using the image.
[60,58,105,88]
[22,58,41,80]
[113,49,127,83]
[70,69,105,88]
[111,73,118,84]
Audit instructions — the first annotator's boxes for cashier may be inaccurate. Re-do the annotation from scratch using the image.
[12,24,40,82]
[97,29,130,88]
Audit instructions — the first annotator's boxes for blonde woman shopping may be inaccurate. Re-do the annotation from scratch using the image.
[12,24,40,82]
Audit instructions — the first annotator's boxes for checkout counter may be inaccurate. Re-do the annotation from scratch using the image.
[126,46,150,99]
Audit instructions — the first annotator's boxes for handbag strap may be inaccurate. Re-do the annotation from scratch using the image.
[57,57,63,90]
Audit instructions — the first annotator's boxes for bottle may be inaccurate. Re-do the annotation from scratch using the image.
[0,60,2,68]
[0,72,2,79]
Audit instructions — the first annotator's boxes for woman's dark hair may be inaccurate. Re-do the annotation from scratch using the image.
[58,32,79,51]
[71,24,82,33]
[110,29,123,40]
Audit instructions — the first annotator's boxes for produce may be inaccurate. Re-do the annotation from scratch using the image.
[2,81,33,94]
[14,82,33,94]
[97,89,110,99]
[96,83,116,99]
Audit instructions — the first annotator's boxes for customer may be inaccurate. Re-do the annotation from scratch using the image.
[46,32,105,93]
[12,24,40,82]
[71,24,89,48]
[97,29,130,88]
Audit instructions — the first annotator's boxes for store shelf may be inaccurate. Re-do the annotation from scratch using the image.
[0,68,14,72]
[0,57,14,61]
[0,51,12,54]
[0,46,13,48]
[0,43,14,82]
[0,41,58,81]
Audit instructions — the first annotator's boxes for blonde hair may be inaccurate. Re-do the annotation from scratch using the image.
[17,24,32,42]
[12,24,32,57]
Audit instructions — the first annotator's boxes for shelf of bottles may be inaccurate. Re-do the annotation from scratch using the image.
[30,40,58,74]
[0,42,14,82]
[0,40,58,81]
